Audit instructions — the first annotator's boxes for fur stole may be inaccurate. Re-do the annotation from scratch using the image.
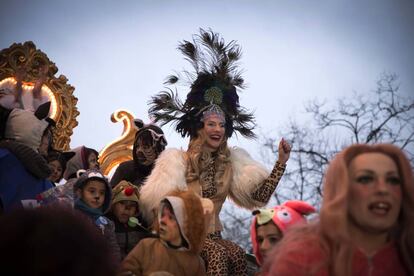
[139,147,270,223]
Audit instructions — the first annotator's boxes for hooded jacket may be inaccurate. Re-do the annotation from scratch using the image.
[73,169,121,264]
[119,190,207,276]
[63,146,99,180]
[109,124,166,188]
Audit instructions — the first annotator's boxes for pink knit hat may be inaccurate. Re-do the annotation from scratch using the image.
[250,200,316,265]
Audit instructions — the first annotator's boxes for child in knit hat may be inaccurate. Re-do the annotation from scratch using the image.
[108,180,155,259]
[251,200,316,270]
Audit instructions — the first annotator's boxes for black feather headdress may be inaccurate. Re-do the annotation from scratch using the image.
[149,28,256,139]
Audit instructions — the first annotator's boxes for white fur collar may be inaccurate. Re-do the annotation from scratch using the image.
[139,147,270,222]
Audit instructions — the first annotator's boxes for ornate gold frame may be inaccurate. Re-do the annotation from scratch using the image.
[0,41,79,150]
[99,109,138,176]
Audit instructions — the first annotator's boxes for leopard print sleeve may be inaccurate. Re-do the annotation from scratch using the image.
[251,161,286,203]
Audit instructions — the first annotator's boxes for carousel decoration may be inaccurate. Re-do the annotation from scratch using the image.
[98,109,138,176]
[0,41,78,150]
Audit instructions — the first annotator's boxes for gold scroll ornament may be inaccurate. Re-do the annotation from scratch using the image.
[99,109,138,176]
[0,41,79,150]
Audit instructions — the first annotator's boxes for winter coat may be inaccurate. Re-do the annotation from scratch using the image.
[119,238,205,276]
[110,160,153,188]
[73,169,122,265]
[107,213,155,259]
[0,141,53,212]
[0,104,53,212]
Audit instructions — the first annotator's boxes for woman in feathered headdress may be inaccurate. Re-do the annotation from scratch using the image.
[139,28,291,275]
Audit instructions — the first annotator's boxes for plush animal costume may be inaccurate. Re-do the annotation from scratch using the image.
[140,29,288,275]
[0,103,54,212]
[119,190,207,276]
[110,119,167,188]
[251,200,316,265]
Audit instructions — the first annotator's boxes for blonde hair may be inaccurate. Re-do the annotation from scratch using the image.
[185,129,231,195]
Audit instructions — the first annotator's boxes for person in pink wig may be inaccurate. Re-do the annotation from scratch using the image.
[262,144,414,276]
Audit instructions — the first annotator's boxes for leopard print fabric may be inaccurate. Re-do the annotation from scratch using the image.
[251,161,286,203]
[201,159,217,198]
[200,232,247,276]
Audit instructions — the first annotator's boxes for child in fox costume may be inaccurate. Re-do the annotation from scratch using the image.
[119,190,210,276]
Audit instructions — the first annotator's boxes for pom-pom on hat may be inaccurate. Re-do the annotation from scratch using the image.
[251,200,316,265]
[111,180,140,206]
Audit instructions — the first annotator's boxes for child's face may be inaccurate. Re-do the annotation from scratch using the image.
[159,206,182,246]
[78,180,106,209]
[256,222,282,262]
[38,131,51,157]
[112,201,138,223]
[48,160,63,183]
[87,153,99,169]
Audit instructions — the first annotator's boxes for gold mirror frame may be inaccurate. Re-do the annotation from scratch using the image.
[0,41,79,150]
[99,109,138,176]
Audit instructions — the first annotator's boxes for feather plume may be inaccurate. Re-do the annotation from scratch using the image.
[148,28,255,139]
[148,89,184,126]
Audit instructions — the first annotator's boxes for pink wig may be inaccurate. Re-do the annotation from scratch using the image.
[263,143,414,276]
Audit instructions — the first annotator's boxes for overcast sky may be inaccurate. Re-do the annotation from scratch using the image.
[1,0,413,160]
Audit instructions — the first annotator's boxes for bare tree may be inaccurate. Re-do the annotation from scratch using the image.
[220,202,253,253]
[265,72,414,207]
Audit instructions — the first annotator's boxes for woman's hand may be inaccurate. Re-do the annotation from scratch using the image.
[277,138,291,165]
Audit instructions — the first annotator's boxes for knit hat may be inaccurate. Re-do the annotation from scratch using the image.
[111,180,139,206]
[251,200,316,265]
